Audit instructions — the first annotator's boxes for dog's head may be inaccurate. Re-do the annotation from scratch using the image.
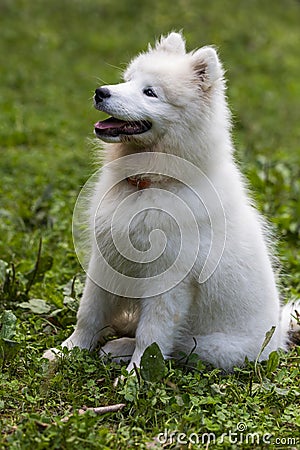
[94,32,225,147]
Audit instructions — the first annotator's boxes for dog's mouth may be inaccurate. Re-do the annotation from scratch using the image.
[94,117,152,139]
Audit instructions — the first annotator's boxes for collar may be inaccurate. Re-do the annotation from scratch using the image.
[127,176,152,190]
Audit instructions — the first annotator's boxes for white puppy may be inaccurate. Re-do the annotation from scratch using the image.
[44,32,298,372]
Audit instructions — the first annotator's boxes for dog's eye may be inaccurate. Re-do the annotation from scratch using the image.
[143,88,157,98]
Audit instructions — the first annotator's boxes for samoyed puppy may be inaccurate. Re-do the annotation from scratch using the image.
[44,32,298,372]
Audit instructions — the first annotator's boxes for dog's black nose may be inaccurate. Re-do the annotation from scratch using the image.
[94,87,111,102]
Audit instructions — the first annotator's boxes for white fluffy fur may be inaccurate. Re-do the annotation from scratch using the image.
[44,32,298,372]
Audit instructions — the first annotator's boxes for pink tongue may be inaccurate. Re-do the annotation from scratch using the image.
[94,117,126,130]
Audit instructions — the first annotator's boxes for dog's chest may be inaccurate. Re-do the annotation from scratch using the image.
[93,184,212,280]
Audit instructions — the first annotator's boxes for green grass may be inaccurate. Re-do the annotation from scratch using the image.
[0,0,300,448]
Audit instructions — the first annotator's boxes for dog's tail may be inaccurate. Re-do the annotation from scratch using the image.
[281,300,300,347]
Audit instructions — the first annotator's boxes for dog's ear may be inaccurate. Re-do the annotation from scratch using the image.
[155,32,186,55]
[191,46,224,91]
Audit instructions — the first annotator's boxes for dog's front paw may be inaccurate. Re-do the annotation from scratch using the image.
[100,337,136,364]
[43,347,62,361]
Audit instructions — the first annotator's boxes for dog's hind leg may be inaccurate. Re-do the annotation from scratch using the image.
[174,328,284,371]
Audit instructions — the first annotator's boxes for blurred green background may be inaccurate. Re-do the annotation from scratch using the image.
[0,0,299,290]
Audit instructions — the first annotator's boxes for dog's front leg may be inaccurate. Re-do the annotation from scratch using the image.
[126,289,190,372]
[61,276,113,351]
[43,268,114,361]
